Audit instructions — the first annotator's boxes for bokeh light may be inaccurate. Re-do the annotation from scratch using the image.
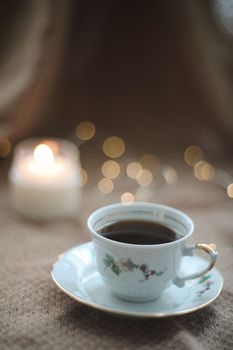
[139,154,160,174]
[126,162,142,179]
[0,138,11,157]
[75,121,96,140]
[121,192,135,205]
[101,160,120,179]
[227,184,233,198]
[194,161,205,180]
[80,168,88,186]
[102,136,125,158]
[98,178,114,194]
[184,145,203,167]
[201,163,215,181]
[136,169,153,186]
[163,167,178,184]
[194,161,215,181]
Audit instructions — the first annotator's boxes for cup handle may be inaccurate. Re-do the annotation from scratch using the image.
[173,243,218,287]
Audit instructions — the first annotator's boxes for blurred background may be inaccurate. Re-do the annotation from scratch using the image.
[1,0,233,204]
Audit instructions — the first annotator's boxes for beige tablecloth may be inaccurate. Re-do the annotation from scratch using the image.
[1,159,233,350]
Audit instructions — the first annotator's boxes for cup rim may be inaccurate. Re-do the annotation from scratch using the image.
[87,202,194,249]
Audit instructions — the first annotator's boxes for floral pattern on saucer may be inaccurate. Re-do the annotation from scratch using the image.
[103,253,166,282]
[196,274,214,297]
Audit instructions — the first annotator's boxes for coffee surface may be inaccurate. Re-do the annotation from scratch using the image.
[98,220,181,245]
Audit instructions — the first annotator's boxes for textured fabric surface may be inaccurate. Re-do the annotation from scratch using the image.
[1,160,233,350]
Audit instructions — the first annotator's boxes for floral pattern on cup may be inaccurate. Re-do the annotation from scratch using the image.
[103,253,166,282]
[197,274,214,297]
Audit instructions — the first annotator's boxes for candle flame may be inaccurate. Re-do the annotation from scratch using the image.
[34,144,54,167]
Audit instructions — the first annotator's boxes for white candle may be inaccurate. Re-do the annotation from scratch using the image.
[9,139,81,220]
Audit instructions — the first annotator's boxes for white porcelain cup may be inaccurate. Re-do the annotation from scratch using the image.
[88,202,218,302]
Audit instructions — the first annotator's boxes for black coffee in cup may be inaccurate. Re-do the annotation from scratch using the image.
[98,220,182,245]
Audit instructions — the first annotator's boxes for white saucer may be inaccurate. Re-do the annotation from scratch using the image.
[51,242,223,318]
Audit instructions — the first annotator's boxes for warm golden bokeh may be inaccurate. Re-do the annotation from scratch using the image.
[194,161,215,181]
[200,163,215,181]
[194,161,206,180]
[101,160,120,179]
[126,162,142,179]
[98,178,114,193]
[227,184,233,198]
[80,168,88,186]
[163,167,178,184]
[102,136,125,158]
[75,121,96,140]
[136,169,153,186]
[121,192,135,205]
[139,154,160,174]
[0,138,11,157]
[184,145,203,167]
